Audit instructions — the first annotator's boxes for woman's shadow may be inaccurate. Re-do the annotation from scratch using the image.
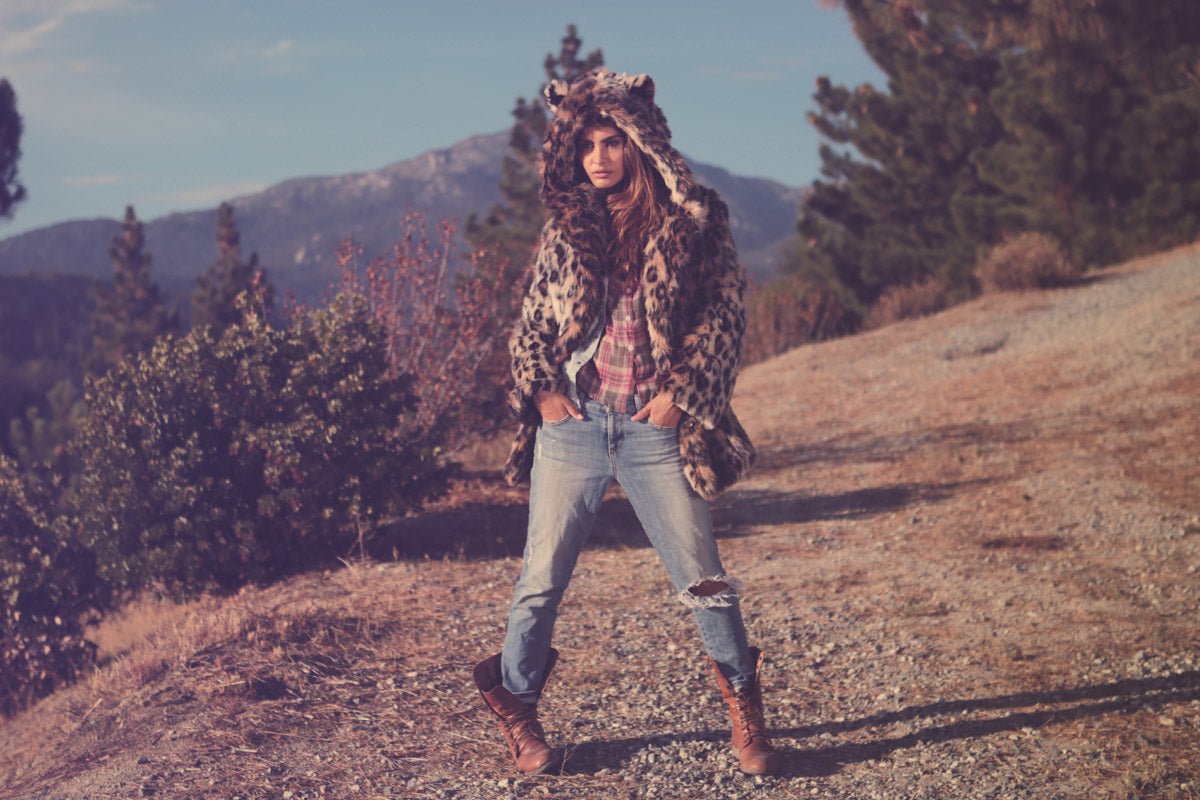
[558,669,1200,777]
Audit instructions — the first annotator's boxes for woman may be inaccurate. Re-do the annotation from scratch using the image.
[473,68,779,776]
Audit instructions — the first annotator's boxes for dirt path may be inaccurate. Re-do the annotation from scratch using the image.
[1,245,1198,800]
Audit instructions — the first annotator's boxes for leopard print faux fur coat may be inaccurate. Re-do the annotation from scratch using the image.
[501,68,754,500]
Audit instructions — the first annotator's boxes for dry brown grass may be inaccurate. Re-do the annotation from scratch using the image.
[863,275,948,328]
[2,561,478,798]
[87,595,192,663]
[975,231,1081,292]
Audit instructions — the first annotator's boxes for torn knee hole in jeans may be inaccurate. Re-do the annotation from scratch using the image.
[678,574,743,608]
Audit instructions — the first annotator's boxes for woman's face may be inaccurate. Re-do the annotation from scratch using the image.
[578,124,627,190]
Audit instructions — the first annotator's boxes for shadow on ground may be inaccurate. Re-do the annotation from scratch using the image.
[754,419,1042,474]
[369,479,991,561]
[558,669,1200,778]
[714,480,993,536]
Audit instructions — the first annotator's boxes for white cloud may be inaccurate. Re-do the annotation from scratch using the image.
[0,1,216,147]
[141,180,268,209]
[263,39,293,58]
[0,16,63,59]
[209,38,301,75]
[260,39,300,75]
[0,0,146,58]
[63,174,122,187]
[12,77,220,144]
[66,58,116,74]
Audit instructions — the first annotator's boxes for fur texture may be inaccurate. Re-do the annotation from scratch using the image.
[503,68,754,500]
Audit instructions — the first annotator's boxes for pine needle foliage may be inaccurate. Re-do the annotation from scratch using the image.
[793,0,1200,309]
[0,78,26,219]
[87,206,179,378]
[190,202,274,335]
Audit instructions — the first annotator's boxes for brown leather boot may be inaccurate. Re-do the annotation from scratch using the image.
[709,647,782,775]
[473,649,560,774]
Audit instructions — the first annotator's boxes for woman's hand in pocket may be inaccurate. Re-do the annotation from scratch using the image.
[534,389,583,424]
[631,390,681,428]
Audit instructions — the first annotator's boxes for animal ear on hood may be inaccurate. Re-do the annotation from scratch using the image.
[626,73,655,103]
[544,79,569,113]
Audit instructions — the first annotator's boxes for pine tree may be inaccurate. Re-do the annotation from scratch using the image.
[87,206,179,377]
[0,78,27,220]
[975,0,1200,266]
[190,202,271,334]
[793,0,1007,308]
[791,0,1200,308]
[465,24,603,318]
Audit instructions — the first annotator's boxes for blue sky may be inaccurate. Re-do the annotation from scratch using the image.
[0,0,882,238]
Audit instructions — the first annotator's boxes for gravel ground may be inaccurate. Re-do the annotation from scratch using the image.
[1,246,1197,799]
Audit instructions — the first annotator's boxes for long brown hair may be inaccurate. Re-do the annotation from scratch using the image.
[581,123,667,291]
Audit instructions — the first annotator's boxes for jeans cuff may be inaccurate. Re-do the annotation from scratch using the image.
[508,688,539,705]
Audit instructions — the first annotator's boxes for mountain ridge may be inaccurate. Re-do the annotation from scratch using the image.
[0,131,803,302]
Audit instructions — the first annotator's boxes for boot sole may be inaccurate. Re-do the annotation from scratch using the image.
[732,747,781,776]
[520,750,561,775]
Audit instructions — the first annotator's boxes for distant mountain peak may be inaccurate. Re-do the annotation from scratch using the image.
[0,131,802,301]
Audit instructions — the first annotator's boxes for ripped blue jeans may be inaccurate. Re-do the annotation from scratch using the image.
[501,396,755,701]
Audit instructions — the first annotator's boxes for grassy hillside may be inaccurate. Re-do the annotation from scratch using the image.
[1,244,1197,800]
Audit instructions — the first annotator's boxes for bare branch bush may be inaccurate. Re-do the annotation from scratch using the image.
[864,275,948,328]
[742,274,850,365]
[335,214,508,457]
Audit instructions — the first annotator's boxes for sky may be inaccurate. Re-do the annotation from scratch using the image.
[0,0,883,238]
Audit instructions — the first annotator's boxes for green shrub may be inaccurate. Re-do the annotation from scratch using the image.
[0,455,97,717]
[975,232,1081,292]
[70,292,450,601]
[864,276,948,328]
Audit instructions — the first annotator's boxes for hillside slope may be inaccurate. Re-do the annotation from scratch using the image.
[1,245,1197,800]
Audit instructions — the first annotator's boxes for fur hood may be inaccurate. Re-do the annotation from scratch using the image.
[502,68,754,500]
[540,69,708,222]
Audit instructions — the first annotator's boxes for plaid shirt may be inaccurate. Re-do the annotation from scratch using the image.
[575,283,657,411]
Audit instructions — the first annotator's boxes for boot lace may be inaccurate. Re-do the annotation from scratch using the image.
[502,705,546,750]
[734,691,768,744]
